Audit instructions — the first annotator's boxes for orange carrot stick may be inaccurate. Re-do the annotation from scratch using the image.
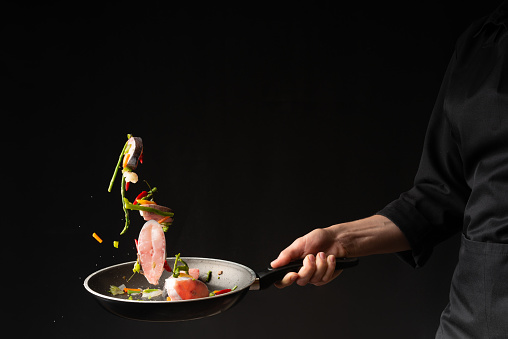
[122,153,131,168]
[157,216,171,223]
[92,232,103,243]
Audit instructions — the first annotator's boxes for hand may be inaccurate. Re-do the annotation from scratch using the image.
[270,228,347,288]
[270,215,411,288]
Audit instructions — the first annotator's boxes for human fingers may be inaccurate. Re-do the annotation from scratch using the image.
[309,252,328,284]
[296,254,317,286]
[313,255,342,286]
[271,237,306,268]
[274,272,299,289]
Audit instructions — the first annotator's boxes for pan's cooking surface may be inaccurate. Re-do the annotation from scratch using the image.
[85,257,256,303]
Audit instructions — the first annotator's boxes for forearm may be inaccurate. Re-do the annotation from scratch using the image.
[329,215,411,257]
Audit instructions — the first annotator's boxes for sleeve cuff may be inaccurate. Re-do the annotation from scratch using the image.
[377,198,435,268]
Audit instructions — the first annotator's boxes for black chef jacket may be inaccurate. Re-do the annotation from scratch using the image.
[378,1,508,268]
[378,2,508,337]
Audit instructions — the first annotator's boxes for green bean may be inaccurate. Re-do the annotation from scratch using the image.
[108,137,130,193]
[120,176,130,235]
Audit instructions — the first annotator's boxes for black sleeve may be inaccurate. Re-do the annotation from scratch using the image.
[377,51,471,268]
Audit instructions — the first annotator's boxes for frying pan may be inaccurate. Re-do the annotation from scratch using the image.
[84,256,358,322]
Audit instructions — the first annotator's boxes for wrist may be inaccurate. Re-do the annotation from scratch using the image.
[327,215,410,257]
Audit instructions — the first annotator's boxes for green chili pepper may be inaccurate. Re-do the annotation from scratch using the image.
[205,271,212,283]
[144,185,158,200]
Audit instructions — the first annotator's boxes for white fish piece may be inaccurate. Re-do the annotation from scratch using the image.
[165,275,209,301]
[137,220,166,285]
[123,170,138,183]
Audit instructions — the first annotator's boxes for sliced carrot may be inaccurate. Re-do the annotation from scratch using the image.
[157,216,171,223]
[136,199,156,205]
[92,232,103,243]
[124,288,142,293]
[167,297,171,301]
[122,153,131,168]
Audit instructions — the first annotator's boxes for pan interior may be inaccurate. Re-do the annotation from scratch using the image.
[84,257,256,303]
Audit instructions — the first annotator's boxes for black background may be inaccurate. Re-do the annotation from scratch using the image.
[4,1,502,338]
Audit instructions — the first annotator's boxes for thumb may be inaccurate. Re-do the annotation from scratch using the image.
[271,238,306,268]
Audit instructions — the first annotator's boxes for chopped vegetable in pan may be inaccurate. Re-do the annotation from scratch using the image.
[109,285,125,296]
[172,253,190,278]
[108,263,238,301]
[205,271,212,283]
[142,289,163,299]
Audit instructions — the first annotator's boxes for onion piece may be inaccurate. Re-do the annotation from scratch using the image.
[142,289,163,299]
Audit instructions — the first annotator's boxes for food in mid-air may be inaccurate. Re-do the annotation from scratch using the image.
[136,220,166,285]
[104,135,236,301]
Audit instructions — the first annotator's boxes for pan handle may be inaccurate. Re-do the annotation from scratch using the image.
[253,257,359,290]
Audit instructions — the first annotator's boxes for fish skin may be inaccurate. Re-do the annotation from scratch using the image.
[139,204,174,223]
[165,276,209,300]
[189,268,199,280]
[125,137,143,170]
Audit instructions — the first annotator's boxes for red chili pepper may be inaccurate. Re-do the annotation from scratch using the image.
[133,191,148,205]
[163,260,172,272]
[134,239,139,252]
[139,152,143,164]
[214,289,232,295]
[125,181,130,191]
